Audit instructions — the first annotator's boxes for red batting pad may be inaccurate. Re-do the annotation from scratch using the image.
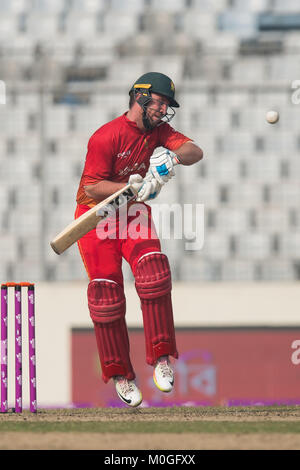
[88,280,135,383]
[135,253,178,365]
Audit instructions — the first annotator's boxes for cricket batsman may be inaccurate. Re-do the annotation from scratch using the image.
[75,72,203,406]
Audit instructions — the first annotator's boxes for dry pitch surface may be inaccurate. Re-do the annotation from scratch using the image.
[0,405,300,450]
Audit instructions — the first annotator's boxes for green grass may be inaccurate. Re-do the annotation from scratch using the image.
[13,404,300,418]
[0,406,299,434]
[0,421,300,434]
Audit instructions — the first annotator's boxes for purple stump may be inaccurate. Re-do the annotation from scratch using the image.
[27,284,37,413]
[1,285,8,413]
[14,284,22,413]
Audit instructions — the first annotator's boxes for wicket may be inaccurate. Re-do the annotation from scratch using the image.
[1,282,37,413]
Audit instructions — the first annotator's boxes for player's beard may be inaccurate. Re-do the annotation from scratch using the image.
[143,107,164,130]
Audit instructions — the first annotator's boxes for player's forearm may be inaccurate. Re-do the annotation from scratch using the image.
[174,141,203,166]
[84,180,127,201]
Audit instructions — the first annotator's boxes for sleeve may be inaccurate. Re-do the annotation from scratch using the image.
[81,131,114,186]
[157,123,192,151]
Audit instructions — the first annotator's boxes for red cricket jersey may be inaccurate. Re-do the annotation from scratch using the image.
[76,112,191,207]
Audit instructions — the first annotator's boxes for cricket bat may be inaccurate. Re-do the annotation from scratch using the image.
[50,184,136,255]
[50,158,178,255]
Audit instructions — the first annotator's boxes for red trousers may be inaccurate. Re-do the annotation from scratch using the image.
[76,202,178,382]
[76,202,161,284]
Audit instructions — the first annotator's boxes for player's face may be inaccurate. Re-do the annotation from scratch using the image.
[146,93,170,126]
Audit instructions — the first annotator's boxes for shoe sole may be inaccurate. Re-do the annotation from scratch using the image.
[153,371,173,393]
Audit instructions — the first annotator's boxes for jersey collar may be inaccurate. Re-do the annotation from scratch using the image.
[123,112,152,135]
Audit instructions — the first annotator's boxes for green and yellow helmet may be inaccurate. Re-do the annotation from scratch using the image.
[130,72,179,108]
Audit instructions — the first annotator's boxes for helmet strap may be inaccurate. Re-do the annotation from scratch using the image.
[134,88,156,130]
[142,109,154,130]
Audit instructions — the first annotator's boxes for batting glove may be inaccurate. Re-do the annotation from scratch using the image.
[149,149,178,185]
[129,174,162,202]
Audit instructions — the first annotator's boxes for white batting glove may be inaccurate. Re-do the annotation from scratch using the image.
[150,149,178,185]
[128,174,162,202]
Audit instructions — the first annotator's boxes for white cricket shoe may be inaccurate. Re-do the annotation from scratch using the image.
[114,376,142,407]
[153,356,174,392]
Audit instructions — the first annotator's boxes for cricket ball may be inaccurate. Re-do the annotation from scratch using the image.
[266,110,279,124]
